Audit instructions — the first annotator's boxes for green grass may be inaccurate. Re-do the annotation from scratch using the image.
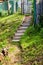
[20,25,43,64]
[0,13,24,65]
[0,13,24,50]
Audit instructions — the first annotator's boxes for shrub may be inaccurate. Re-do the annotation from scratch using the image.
[1,11,8,17]
[0,12,2,16]
[39,28,43,38]
[39,15,43,27]
[26,26,38,36]
[0,11,8,17]
[35,24,41,32]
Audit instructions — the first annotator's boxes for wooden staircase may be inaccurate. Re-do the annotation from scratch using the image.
[12,16,31,42]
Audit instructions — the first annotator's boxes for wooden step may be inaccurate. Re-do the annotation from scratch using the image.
[12,39,19,42]
[19,26,28,29]
[14,36,21,39]
[15,32,24,36]
[17,30,25,33]
[21,23,29,26]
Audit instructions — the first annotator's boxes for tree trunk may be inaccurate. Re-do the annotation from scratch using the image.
[7,0,10,15]
[33,0,36,27]
[21,0,24,14]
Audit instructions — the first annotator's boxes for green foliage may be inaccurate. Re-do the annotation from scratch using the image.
[0,13,24,49]
[20,25,43,64]
[39,28,43,38]
[39,15,43,27]
[0,11,8,17]
[21,25,40,39]
[0,12,2,16]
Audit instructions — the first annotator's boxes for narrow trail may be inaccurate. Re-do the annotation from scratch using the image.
[8,45,21,65]
[2,44,21,65]
[12,16,32,42]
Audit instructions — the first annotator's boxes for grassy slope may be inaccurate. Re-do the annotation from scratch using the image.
[0,14,43,65]
[0,13,24,50]
[20,25,43,64]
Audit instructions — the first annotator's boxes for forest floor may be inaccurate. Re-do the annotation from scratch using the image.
[1,44,21,65]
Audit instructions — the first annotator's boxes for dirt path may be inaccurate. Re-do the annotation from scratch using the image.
[23,16,32,22]
[8,45,21,64]
[2,44,21,65]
